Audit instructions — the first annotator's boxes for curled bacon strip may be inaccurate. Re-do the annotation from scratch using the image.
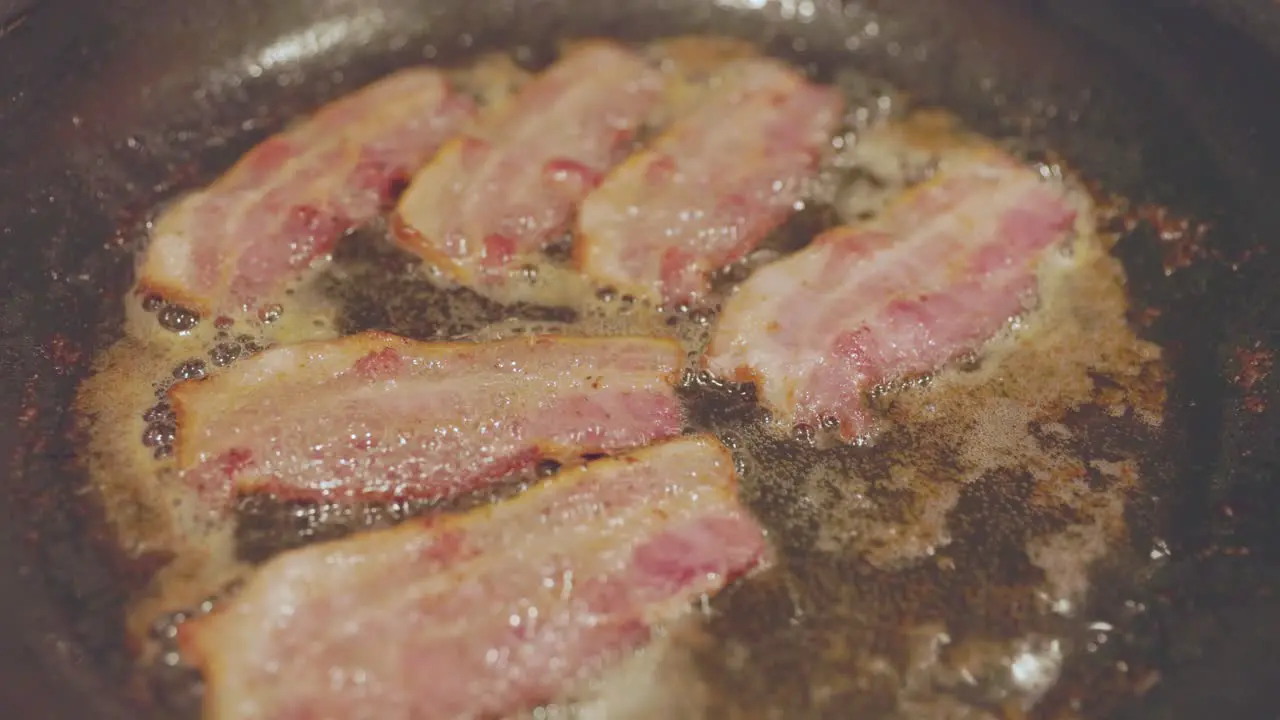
[181,436,769,720]
[394,42,662,282]
[576,57,843,304]
[705,152,1078,439]
[169,331,686,507]
[138,68,475,316]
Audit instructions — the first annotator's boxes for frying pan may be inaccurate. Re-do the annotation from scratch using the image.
[2,0,1280,718]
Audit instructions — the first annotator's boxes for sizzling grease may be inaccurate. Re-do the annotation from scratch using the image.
[75,38,1166,720]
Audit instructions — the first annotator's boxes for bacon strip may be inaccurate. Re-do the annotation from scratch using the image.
[138,68,474,315]
[705,152,1078,439]
[575,58,843,304]
[393,41,662,282]
[169,331,685,507]
[181,436,768,720]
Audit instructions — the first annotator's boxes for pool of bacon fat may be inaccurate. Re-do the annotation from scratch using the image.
[75,36,1167,720]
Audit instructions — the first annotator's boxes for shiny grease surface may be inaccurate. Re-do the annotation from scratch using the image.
[74,39,1166,720]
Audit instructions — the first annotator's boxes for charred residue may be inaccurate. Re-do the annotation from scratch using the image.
[318,227,578,341]
[67,37,1184,720]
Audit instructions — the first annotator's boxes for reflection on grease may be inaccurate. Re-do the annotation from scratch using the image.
[247,14,387,77]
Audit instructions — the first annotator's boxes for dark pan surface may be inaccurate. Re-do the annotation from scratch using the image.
[2,1,1280,718]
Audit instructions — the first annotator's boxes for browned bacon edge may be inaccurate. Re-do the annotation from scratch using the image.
[167,330,688,508]
[388,212,466,282]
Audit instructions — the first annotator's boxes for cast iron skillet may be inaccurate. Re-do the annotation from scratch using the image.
[2,0,1279,718]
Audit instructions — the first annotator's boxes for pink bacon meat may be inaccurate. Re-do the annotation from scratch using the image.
[393,41,662,282]
[705,151,1078,439]
[168,331,685,507]
[575,57,843,304]
[181,436,769,720]
[138,68,474,316]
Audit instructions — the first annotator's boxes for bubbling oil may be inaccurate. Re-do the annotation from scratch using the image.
[74,37,1166,720]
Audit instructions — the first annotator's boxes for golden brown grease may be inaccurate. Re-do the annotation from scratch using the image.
[76,288,341,653]
[560,105,1164,719]
[74,37,1165,719]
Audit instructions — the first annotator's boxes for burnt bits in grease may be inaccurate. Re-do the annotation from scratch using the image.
[75,39,1169,720]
